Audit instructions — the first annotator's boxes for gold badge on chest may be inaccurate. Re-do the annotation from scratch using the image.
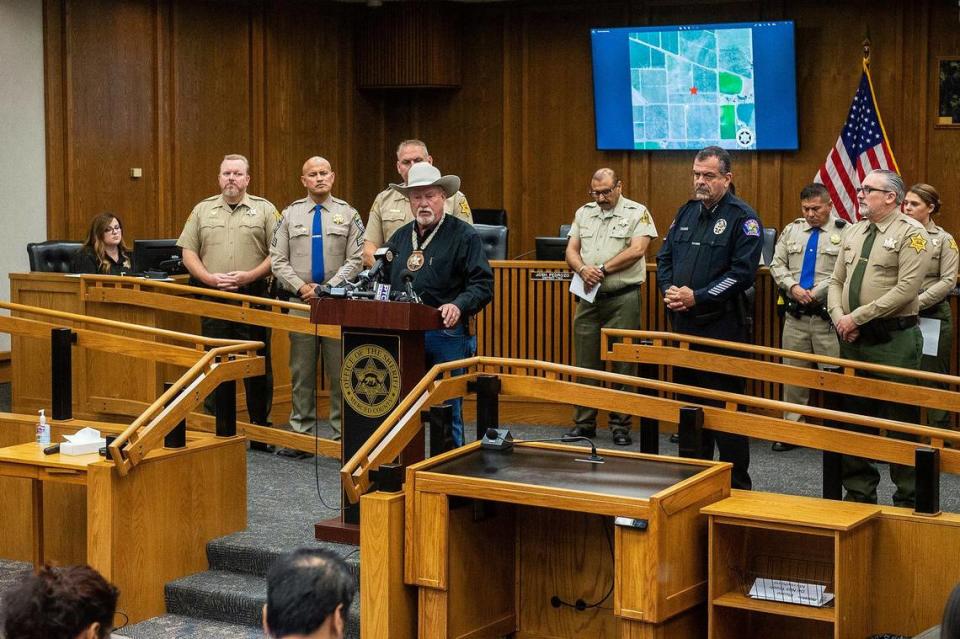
[407,251,425,271]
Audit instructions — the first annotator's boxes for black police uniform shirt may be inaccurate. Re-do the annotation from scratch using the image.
[386,214,494,318]
[656,190,763,333]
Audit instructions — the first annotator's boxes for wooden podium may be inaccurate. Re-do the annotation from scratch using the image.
[310,297,443,544]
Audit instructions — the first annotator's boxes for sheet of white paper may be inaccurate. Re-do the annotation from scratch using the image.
[569,273,598,303]
[919,317,941,357]
[748,577,834,607]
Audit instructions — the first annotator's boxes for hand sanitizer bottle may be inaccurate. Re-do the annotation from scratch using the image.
[36,409,50,446]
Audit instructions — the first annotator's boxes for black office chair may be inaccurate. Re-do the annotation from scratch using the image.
[27,241,83,273]
[761,228,777,266]
[474,224,509,260]
[472,208,507,226]
[559,224,572,238]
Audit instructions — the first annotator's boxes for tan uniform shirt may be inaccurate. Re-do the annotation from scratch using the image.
[270,195,364,292]
[364,187,472,247]
[569,196,658,292]
[919,220,960,310]
[177,193,279,274]
[770,217,849,302]
[827,211,931,324]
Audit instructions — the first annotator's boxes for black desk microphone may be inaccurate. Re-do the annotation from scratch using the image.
[481,428,604,464]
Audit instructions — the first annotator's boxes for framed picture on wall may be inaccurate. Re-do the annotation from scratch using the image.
[937,58,960,128]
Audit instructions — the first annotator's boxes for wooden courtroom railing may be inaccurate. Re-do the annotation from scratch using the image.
[339,356,960,505]
[0,301,265,475]
[602,329,960,440]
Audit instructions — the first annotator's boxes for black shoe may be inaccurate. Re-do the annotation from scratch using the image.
[670,432,680,444]
[276,448,312,460]
[612,430,632,446]
[771,441,797,452]
[566,425,597,439]
[250,441,275,453]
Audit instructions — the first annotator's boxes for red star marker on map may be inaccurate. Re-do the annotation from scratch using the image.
[690,86,698,95]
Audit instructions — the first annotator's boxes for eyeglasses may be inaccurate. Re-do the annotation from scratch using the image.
[589,184,620,199]
[856,185,893,195]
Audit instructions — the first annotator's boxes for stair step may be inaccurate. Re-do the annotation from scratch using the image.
[206,532,360,577]
[164,570,266,627]
[120,613,265,639]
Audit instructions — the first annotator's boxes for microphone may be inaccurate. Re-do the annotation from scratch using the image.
[481,428,604,464]
[398,268,421,303]
[365,246,394,284]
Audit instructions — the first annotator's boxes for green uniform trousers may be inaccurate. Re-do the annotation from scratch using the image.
[919,301,953,430]
[288,308,342,437]
[572,288,641,431]
[838,325,921,507]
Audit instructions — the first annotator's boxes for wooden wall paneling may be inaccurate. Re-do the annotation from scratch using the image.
[169,0,254,232]
[925,0,960,238]
[56,0,160,242]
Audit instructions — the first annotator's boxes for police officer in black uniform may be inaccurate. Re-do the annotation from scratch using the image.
[656,146,763,490]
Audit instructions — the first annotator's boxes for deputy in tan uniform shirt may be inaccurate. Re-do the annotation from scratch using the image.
[903,182,960,430]
[827,169,931,507]
[769,183,848,451]
[362,139,471,267]
[271,156,364,442]
[565,168,658,447]
[178,153,279,432]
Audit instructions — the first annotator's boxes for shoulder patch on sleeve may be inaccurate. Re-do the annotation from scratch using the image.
[742,218,761,237]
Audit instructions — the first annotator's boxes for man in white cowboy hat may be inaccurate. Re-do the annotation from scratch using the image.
[362,139,472,268]
[386,162,493,447]
[271,156,364,450]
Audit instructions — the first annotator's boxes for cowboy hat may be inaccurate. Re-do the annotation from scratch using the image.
[389,162,460,198]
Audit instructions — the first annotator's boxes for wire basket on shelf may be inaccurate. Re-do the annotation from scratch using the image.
[735,555,835,608]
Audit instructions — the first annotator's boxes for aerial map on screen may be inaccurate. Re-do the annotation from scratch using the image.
[590,22,797,151]
[629,28,755,150]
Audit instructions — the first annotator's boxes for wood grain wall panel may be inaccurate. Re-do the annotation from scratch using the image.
[42,0,960,267]
[169,0,254,229]
[54,0,159,242]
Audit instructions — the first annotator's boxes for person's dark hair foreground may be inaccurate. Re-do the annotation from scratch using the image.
[2,565,119,639]
[264,548,356,638]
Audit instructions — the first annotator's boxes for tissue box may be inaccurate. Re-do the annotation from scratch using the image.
[60,439,106,456]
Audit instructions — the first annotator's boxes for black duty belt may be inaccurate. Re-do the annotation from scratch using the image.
[875,315,918,331]
[594,285,640,301]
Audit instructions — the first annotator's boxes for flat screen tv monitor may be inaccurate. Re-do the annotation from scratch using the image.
[591,21,798,151]
[133,239,184,275]
[535,237,569,261]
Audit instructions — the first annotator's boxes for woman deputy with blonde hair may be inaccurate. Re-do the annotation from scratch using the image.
[71,212,132,275]
[903,183,959,430]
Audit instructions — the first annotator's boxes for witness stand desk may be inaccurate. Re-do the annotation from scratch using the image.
[0,416,246,624]
[400,442,731,638]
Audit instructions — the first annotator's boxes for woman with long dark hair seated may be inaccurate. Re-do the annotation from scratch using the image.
[71,212,132,275]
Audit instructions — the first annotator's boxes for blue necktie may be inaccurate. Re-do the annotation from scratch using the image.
[798,227,820,290]
[311,204,325,284]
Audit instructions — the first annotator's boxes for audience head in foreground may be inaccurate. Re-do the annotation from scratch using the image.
[2,564,120,639]
[263,548,356,639]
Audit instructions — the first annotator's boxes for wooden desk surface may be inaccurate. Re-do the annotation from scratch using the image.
[0,442,104,473]
[425,444,702,500]
[701,490,881,531]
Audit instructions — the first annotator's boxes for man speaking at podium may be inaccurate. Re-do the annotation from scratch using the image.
[386,162,493,446]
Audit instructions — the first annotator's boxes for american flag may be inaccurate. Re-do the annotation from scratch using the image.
[814,61,899,222]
